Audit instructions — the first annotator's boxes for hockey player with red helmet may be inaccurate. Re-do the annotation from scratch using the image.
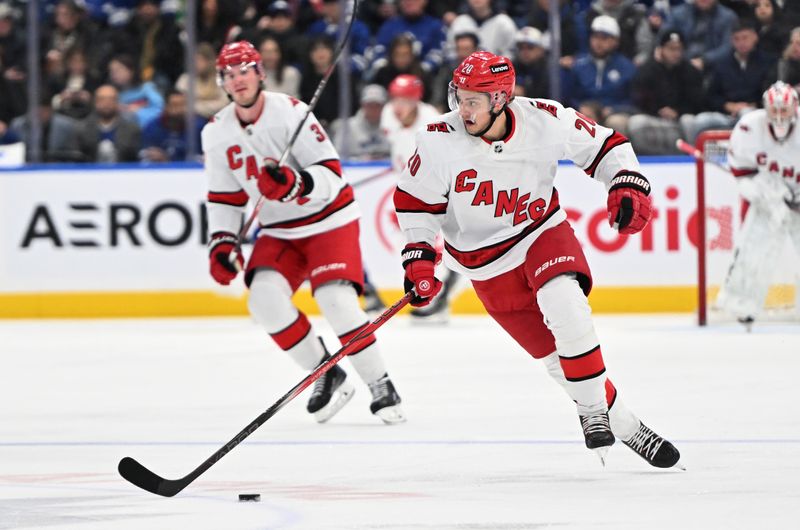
[204,41,405,424]
[717,81,800,328]
[395,51,681,467]
[381,74,460,321]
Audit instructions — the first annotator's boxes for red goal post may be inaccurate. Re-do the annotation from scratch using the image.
[695,130,731,326]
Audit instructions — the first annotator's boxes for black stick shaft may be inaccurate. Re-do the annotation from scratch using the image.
[119,290,412,497]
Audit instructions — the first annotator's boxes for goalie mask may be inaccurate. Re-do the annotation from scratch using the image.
[448,51,516,137]
[763,81,799,142]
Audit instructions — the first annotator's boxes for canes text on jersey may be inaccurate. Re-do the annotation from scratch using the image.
[755,152,800,182]
[454,169,547,226]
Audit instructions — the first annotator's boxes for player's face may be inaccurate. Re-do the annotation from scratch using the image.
[221,63,262,107]
[391,97,418,125]
[453,88,492,135]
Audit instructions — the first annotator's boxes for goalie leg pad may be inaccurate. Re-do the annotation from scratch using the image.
[315,281,387,384]
[537,274,606,414]
[717,207,785,319]
[249,269,324,370]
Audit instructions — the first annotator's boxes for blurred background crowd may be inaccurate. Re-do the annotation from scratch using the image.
[1,0,799,164]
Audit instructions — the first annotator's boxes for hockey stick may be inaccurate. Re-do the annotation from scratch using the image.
[676,138,797,199]
[118,289,413,497]
[676,138,730,172]
[230,0,360,264]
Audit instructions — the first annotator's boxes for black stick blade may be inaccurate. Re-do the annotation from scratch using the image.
[118,456,179,497]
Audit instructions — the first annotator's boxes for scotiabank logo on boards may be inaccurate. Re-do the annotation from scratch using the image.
[18,201,209,249]
[375,185,736,255]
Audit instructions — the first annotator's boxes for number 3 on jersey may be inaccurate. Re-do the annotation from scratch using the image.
[310,123,326,142]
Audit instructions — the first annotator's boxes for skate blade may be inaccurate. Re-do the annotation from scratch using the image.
[593,446,610,467]
[672,459,687,471]
[313,382,355,423]
[374,404,407,425]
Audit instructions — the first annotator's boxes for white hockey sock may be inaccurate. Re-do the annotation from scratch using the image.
[541,352,640,440]
[315,281,387,384]
[248,270,324,371]
[537,274,607,415]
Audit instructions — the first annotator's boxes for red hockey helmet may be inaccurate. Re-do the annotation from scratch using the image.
[388,74,424,101]
[449,51,515,112]
[216,41,263,81]
[763,81,799,141]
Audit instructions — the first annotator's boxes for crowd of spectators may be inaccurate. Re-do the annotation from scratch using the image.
[1,0,800,162]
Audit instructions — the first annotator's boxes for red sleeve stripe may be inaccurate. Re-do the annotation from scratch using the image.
[269,313,312,350]
[261,185,355,230]
[731,167,758,178]
[584,131,630,177]
[444,189,561,270]
[208,189,249,206]
[559,345,606,382]
[314,159,342,177]
[394,187,448,214]
[338,321,377,355]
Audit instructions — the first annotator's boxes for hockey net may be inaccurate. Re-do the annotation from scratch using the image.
[695,130,800,325]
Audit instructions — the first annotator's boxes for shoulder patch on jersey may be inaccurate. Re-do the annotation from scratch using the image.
[288,96,300,106]
[738,124,750,132]
[532,100,558,118]
[426,122,453,133]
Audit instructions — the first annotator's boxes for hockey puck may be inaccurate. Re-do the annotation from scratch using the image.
[238,493,261,502]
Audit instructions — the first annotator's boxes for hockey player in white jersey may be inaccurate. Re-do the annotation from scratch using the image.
[395,51,681,467]
[204,41,404,424]
[382,74,462,321]
[718,81,800,328]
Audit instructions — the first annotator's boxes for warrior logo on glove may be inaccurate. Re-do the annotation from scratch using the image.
[606,170,653,234]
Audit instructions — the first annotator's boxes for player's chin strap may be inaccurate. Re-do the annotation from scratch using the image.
[468,105,505,138]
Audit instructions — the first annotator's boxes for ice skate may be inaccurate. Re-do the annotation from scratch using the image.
[368,374,406,424]
[409,290,450,323]
[362,282,386,315]
[306,356,355,423]
[622,421,684,469]
[579,411,615,465]
[737,316,754,332]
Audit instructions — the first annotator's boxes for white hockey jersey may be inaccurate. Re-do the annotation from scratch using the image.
[727,109,800,207]
[202,91,359,240]
[381,101,440,172]
[395,97,640,281]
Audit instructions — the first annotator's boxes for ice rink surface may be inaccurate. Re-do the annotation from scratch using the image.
[2,313,799,529]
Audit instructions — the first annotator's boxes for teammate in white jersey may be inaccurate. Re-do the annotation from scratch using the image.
[203,41,404,424]
[395,51,681,467]
[718,81,800,328]
[381,74,440,172]
[382,74,461,321]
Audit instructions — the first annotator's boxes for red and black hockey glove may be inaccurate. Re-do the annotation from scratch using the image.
[208,232,243,286]
[401,242,443,307]
[607,170,653,234]
[257,163,310,202]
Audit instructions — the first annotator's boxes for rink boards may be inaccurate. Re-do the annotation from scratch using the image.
[0,159,743,317]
